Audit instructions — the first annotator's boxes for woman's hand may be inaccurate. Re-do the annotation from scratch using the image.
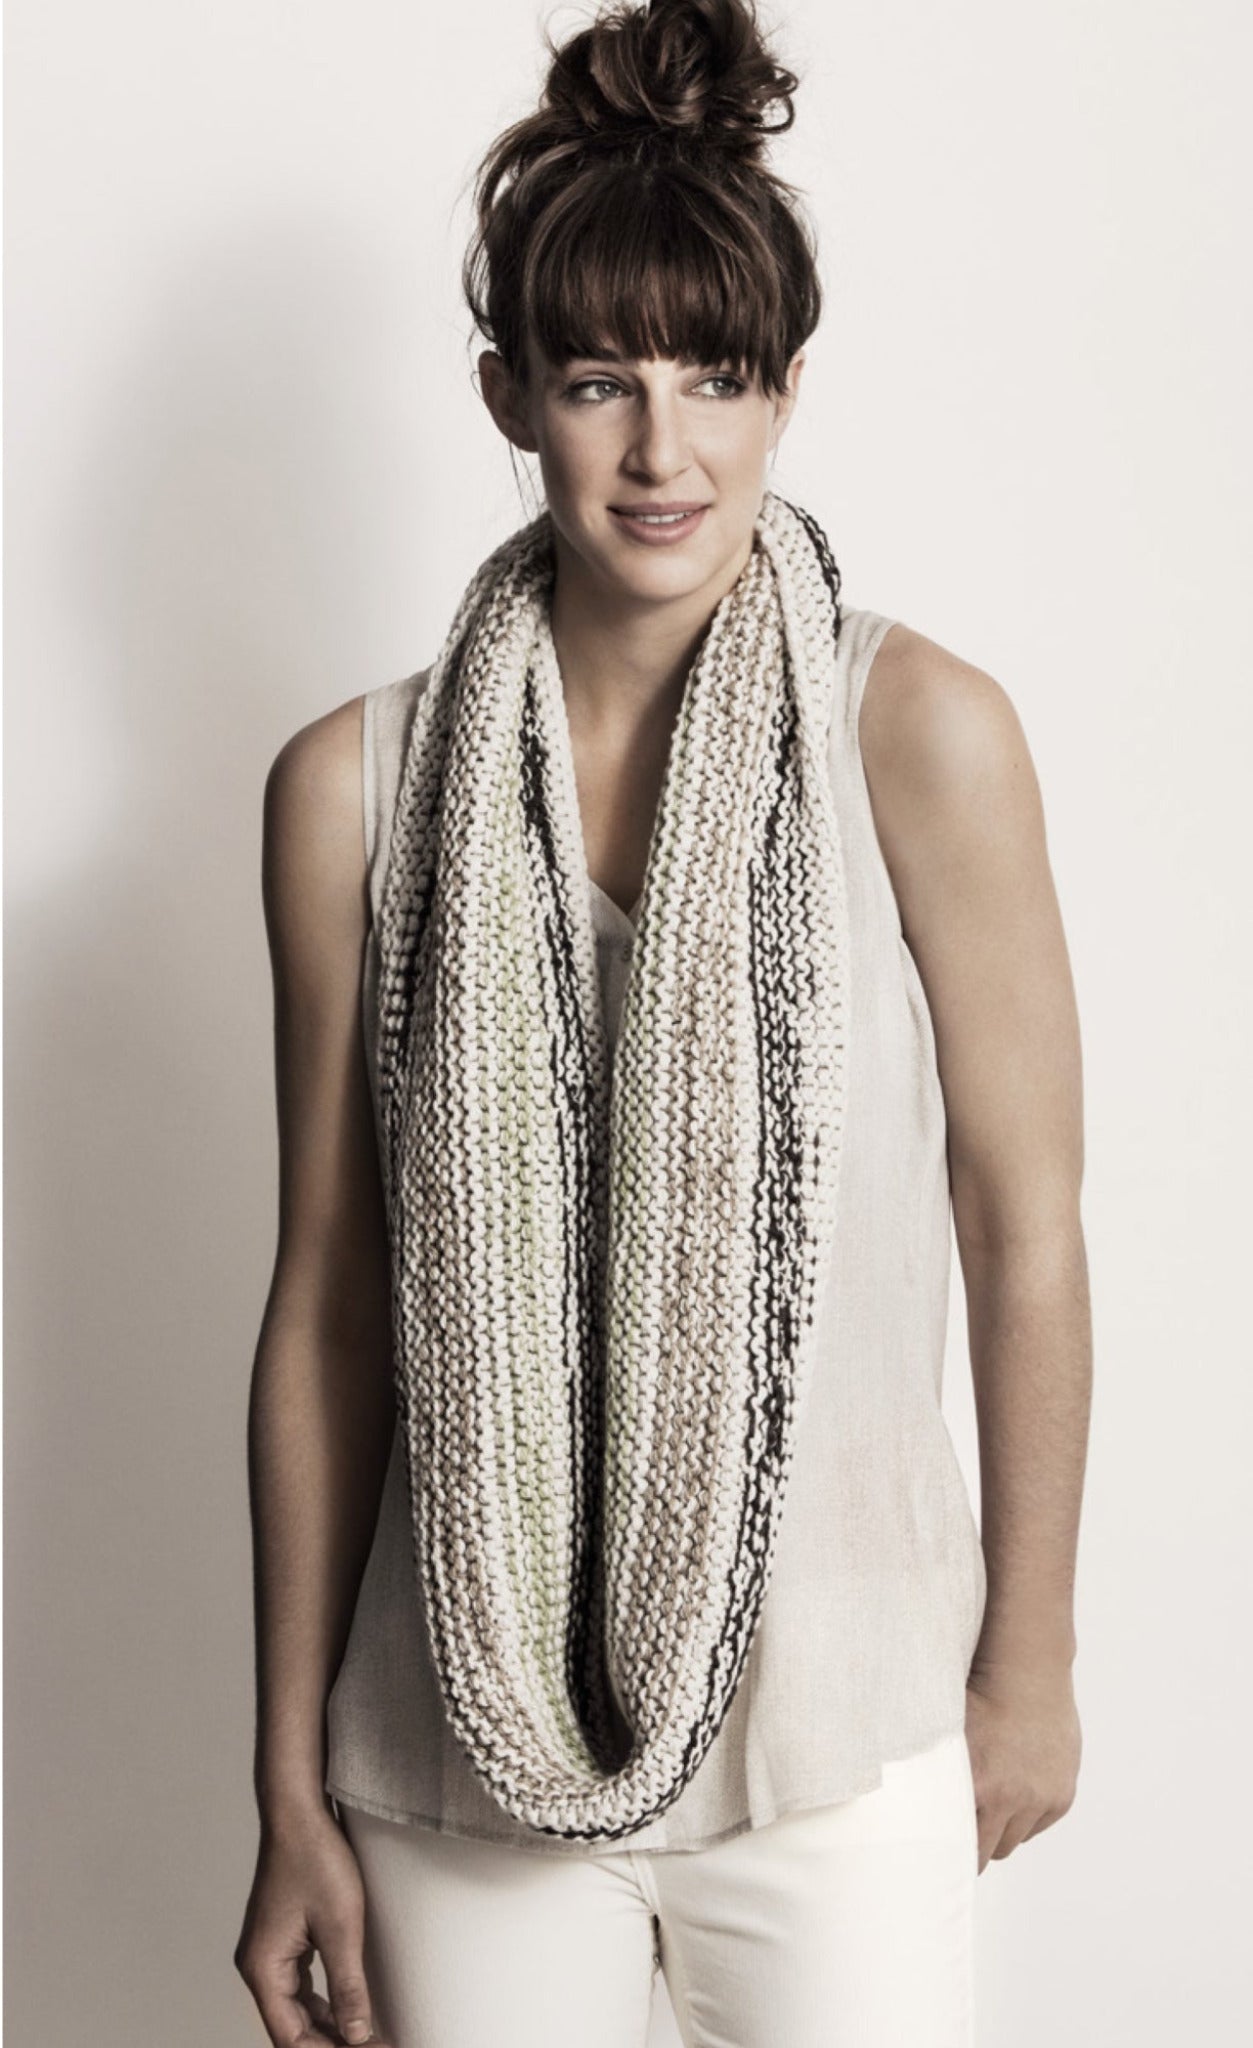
[964,1662,1083,1874]
[234,1803,392,2046]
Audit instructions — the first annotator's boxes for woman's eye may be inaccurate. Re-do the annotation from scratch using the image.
[564,372,745,404]
[565,378,625,403]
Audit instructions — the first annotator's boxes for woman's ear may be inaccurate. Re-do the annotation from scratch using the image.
[770,349,807,452]
[478,349,540,454]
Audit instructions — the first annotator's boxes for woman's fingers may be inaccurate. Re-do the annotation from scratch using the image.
[306,1982,382,2043]
[306,1981,356,2040]
[241,1933,340,2045]
[316,1908,379,2044]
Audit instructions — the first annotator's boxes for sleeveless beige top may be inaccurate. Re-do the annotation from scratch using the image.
[324,607,987,1855]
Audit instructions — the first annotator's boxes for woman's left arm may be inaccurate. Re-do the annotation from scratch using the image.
[860,623,1090,1872]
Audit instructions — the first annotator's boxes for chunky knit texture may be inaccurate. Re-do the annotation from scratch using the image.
[373,488,849,1842]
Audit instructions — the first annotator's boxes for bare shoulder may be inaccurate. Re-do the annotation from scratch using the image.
[857,621,1046,911]
[262,693,369,957]
[265,693,365,841]
[860,621,1035,807]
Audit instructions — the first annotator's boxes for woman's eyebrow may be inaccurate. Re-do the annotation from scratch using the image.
[561,353,717,372]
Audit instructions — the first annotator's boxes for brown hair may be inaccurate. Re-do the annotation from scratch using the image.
[461,0,822,402]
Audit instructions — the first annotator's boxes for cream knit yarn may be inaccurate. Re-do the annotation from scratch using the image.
[373,488,849,1842]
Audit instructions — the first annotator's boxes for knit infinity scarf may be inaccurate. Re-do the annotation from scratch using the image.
[373,487,848,1843]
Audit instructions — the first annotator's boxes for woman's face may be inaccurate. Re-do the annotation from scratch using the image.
[480,332,805,609]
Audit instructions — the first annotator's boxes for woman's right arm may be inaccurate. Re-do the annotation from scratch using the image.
[234,695,396,2048]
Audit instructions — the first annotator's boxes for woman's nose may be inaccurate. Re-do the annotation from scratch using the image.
[625,400,691,476]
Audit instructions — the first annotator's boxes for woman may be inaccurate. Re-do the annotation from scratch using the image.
[235,1,1088,2042]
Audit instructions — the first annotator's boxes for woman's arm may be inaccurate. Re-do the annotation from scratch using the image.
[860,623,1090,1869]
[249,694,395,1826]
[234,696,396,2047]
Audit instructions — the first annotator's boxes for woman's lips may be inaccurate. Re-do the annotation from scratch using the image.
[609,505,708,545]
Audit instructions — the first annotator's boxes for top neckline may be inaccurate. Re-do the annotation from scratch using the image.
[527,606,645,942]
[589,877,642,935]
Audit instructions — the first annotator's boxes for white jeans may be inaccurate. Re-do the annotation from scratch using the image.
[338,1728,978,2048]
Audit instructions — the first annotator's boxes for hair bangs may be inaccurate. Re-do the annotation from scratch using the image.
[520,166,790,397]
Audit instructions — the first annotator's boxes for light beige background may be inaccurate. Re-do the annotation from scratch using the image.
[5,1,1250,2042]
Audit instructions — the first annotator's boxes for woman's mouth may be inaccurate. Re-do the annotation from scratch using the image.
[609,505,708,545]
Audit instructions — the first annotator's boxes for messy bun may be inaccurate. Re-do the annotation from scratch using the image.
[462,0,822,401]
[544,0,796,165]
